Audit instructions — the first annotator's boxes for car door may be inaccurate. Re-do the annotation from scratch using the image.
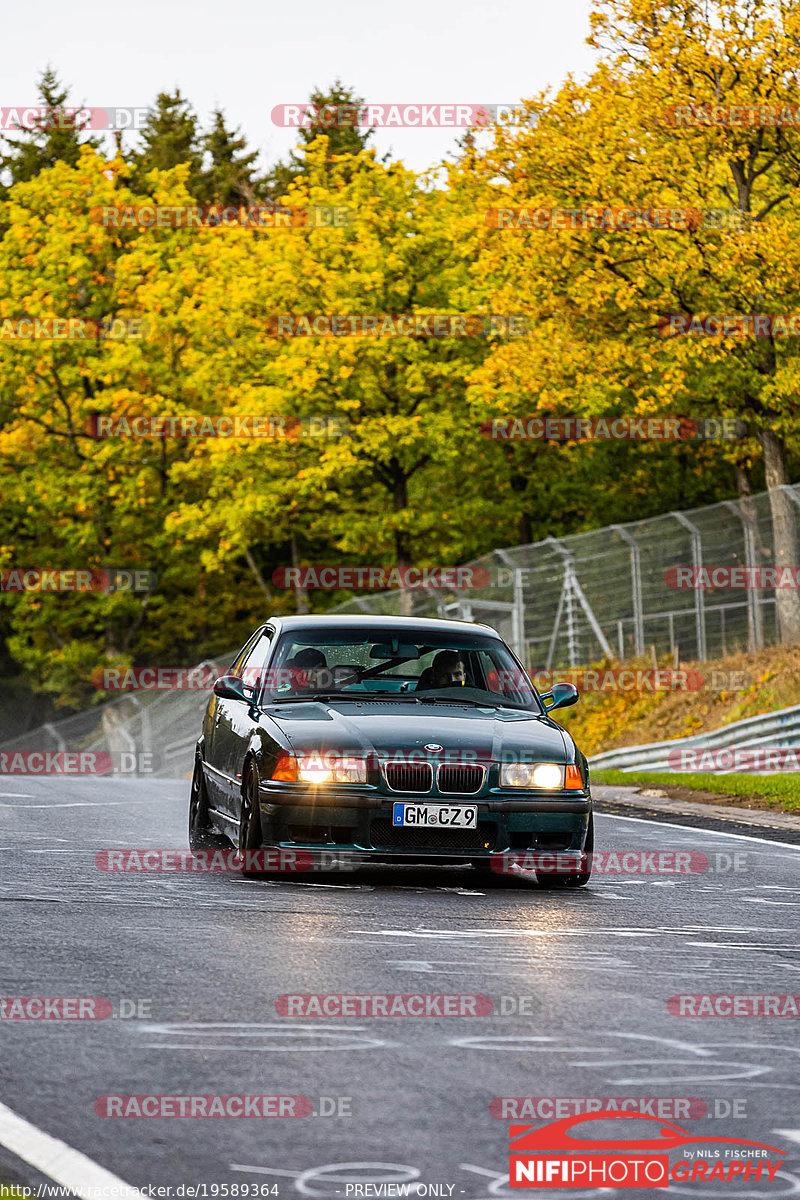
[214,627,275,820]
[204,626,265,811]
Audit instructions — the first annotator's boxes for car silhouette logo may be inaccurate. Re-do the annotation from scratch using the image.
[424,743,443,752]
[510,1111,785,1155]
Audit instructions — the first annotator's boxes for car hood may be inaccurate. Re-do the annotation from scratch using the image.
[263,699,569,761]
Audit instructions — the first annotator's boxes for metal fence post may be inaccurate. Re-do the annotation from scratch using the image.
[610,526,644,658]
[671,511,707,660]
[723,499,763,652]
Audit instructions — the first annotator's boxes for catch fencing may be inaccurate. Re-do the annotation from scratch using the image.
[3,483,799,777]
[334,483,800,668]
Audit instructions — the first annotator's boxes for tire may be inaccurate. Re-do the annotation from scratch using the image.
[238,761,265,876]
[536,813,594,889]
[188,757,228,851]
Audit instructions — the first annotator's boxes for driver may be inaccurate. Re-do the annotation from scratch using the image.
[285,647,329,691]
[431,650,466,688]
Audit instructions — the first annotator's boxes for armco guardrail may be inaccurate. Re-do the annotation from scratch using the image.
[589,701,800,773]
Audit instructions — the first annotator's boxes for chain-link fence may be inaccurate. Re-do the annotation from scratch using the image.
[334,483,800,669]
[3,483,799,776]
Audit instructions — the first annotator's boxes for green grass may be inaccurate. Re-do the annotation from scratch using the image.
[592,768,800,813]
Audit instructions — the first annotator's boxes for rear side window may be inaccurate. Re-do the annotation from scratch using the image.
[230,627,267,676]
[240,630,274,690]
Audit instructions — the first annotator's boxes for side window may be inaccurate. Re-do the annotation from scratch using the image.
[240,630,274,691]
[230,627,268,676]
[230,632,260,676]
[476,649,535,704]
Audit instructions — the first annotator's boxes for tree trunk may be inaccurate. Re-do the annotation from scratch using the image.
[393,469,413,616]
[244,547,272,604]
[759,427,800,645]
[290,533,308,614]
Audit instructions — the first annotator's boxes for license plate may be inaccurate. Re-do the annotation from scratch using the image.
[392,803,478,829]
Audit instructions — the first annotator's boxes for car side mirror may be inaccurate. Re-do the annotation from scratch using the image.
[213,673,251,703]
[540,682,579,712]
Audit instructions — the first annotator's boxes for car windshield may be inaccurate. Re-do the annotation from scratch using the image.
[262,626,541,712]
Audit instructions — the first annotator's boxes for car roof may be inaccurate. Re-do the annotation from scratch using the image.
[266,614,501,638]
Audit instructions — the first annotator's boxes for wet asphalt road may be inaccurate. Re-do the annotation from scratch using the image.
[1,776,799,1199]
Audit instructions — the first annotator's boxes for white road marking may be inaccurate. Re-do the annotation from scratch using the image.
[229,1163,424,1196]
[0,800,144,808]
[140,1021,389,1052]
[602,812,800,849]
[0,1097,140,1199]
[0,793,34,798]
[348,924,784,940]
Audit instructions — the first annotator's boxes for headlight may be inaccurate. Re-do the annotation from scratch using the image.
[500,761,564,789]
[298,755,367,785]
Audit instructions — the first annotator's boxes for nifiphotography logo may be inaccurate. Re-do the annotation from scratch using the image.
[508,1111,785,1188]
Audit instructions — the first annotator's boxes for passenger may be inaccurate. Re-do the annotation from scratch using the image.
[286,647,328,691]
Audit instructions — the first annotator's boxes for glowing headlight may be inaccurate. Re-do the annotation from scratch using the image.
[297,755,367,785]
[500,762,564,789]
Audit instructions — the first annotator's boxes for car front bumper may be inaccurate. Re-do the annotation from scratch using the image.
[257,782,591,860]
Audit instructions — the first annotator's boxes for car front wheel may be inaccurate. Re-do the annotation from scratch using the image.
[238,761,265,875]
[536,813,594,889]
